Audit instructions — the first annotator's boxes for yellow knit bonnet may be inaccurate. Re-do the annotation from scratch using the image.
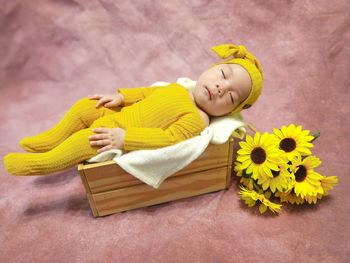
[210,43,263,115]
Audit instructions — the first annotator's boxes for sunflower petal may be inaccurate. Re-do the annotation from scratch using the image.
[246,135,254,147]
[263,164,273,177]
[259,204,268,214]
[297,148,312,155]
[240,160,251,169]
[237,155,250,162]
[305,156,322,168]
[237,148,251,155]
[254,132,261,145]
[281,126,289,137]
[266,161,279,171]
[273,128,283,139]
[308,171,324,180]
[239,141,253,150]
[246,165,254,174]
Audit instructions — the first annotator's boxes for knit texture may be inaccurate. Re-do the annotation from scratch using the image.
[4,84,205,175]
[19,98,117,152]
[118,83,206,150]
[4,128,98,175]
[4,98,120,175]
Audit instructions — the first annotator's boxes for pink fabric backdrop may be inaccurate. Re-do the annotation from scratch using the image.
[1,0,349,262]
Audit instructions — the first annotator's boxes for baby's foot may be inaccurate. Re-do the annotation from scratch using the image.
[3,152,57,176]
[3,153,31,175]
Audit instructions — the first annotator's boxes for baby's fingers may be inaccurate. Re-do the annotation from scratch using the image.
[88,133,108,141]
[104,100,118,108]
[96,98,112,108]
[90,139,110,146]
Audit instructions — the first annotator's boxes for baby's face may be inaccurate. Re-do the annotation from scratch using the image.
[193,63,252,116]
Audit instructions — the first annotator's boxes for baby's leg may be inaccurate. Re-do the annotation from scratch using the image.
[4,113,122,176]
[19,97,118,153]
[4,128,99,176]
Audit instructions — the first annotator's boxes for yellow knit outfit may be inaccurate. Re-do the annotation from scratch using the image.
[3,83,205,176]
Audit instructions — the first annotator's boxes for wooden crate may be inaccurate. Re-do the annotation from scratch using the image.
[78,135,237,217]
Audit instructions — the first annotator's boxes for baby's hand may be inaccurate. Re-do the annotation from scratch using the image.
[88,93,124,108]
[89,127,125,153]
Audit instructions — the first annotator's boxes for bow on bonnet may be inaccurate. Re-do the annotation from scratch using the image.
[211,43,263,74]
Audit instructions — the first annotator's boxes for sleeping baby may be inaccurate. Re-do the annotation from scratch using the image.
[3,43,263,176]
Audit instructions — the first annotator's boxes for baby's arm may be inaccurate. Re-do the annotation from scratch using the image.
[89,111,203,152]
[123,112,205,151]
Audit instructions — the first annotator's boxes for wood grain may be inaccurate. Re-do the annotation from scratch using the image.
[77,136,236,217]
[91,166,228,216]
[81,139,231,194]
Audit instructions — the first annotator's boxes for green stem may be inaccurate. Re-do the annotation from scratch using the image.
[310,131,321,143]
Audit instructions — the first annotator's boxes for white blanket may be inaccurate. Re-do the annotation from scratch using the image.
[86,77,247,188]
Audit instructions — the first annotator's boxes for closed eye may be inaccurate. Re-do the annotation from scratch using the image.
[221,69,226,79]
[229,93,234,104]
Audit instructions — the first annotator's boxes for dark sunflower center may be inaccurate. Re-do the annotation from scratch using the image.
[279,138,296,152]
[272,170,280,178]
[294,165,307,182]
[250,147,266,164]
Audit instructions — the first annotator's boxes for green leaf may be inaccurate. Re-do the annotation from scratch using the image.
[242,169,252,178]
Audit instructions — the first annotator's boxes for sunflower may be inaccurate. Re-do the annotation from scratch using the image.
[239,186,282,214]
[257,160,294,193]
[303,175,339,204]
[272,124,315,162]
[237,132,283,181]
[290,155,324,199]
[320,175,339,196]
[234,161,254,190]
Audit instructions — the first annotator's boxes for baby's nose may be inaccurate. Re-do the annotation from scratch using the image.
[216,84,225,95]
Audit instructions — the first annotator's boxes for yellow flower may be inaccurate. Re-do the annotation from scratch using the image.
[257,161,294,193]
[237,132,283,181]
[304,175,339,204]
[320,175,339,196]
[273,124,314,162]
[233,161,254,190]
[238,186,282,214]
[290,155,324,199]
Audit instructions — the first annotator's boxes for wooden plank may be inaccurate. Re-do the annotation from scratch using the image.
[78,165,99,216]
[91,166,228,216]
[226,136,235,189]
[77,164,91,194]
[81,139,231,194]
[86,193,99,217]
[82,140,229,169]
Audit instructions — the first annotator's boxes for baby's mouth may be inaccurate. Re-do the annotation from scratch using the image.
[205,86,212,100]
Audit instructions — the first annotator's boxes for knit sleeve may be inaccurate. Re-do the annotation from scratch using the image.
[117,86,166,106]
[123,113,205,151]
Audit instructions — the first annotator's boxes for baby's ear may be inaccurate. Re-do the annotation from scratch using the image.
[243,104,251,109]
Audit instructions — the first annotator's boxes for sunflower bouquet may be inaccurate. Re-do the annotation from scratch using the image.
[234,124,338,215]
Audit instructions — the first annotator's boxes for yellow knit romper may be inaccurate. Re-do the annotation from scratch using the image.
[3,84,205,176]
